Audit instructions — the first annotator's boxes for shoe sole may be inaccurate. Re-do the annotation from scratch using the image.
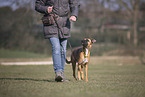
[55,76,63,82]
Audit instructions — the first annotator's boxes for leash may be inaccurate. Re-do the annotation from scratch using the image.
[48,2,76,64]
[52,11,74,57]
[52,11,87,64]
[52,11,64,38]
[52,13,89,64]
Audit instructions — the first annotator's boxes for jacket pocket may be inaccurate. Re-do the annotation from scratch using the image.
[41,15,55,26]
[63,18,71,35]
[44,26,58,35]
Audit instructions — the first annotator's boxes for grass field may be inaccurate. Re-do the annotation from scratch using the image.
[0,49,49,58]
[0,57,145,97]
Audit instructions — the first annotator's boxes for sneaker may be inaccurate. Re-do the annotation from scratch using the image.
[55,71,63,82]
[61,71,69,82]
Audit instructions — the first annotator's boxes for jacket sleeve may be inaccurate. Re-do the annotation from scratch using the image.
[69,0,80,18]
[35,0,49,14]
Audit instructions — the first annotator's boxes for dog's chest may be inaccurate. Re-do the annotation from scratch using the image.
[78,48,90,63]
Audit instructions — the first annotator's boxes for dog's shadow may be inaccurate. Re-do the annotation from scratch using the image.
[0,77,55,82]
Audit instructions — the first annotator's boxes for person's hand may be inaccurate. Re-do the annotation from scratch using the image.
[47,6,53,13]
[69,16,77,22]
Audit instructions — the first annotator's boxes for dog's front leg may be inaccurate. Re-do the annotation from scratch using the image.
[85,64,88,82]
[78,65,81,80]
[78,65,84,80]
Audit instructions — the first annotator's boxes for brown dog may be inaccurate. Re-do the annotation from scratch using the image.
[66,38,96,82]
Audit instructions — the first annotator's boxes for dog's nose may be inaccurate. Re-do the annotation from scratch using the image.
[81,40,85,43]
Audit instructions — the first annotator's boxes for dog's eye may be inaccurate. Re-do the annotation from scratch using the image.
[86,40,89,42]
[81,39,89,43]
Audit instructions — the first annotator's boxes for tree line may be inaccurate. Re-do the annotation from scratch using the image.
[0,0,145,55]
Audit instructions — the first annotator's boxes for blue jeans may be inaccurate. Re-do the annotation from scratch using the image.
[49,37,67,73]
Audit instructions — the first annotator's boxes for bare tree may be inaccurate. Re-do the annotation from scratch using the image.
[119,0,141,46]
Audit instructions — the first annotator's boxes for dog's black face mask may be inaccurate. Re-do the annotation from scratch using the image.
[81,39,89,48]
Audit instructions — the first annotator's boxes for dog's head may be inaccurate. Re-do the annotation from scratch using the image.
[81,38,96,48]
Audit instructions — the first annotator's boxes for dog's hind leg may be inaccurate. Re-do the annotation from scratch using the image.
[72,61,77,80]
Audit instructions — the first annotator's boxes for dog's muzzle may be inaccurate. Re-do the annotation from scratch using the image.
[82,43,88,47]
[81,40,89,47]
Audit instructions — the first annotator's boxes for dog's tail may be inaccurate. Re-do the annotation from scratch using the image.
[66,58,72,64]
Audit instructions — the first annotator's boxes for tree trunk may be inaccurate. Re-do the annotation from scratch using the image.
[133,0,139,46]
[133,17,138,46]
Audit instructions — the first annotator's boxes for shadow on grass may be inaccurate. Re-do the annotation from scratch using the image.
[0,78,55,82]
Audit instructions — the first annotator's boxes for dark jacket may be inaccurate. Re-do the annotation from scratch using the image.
[35,0,79,39]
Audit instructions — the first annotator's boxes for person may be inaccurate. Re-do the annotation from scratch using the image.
[35,0,79,82]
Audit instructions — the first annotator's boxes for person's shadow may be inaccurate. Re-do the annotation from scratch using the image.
[0,77,55,82]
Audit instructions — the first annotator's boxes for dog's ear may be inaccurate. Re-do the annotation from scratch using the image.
[91,39,96,43]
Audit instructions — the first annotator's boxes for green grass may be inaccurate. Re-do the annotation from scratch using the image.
[0,49,49,58]
[0,58,145,97]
